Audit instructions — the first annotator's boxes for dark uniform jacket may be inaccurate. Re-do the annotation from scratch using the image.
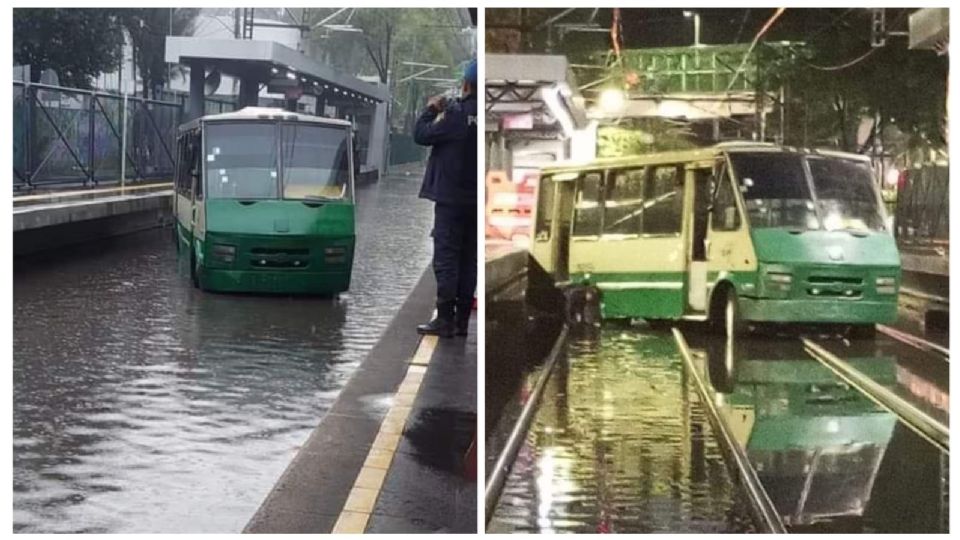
[414,94,477,206]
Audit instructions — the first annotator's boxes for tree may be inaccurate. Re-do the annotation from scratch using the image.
[14,8,125,88]
[304,9,471,130]
[119,8,200,99]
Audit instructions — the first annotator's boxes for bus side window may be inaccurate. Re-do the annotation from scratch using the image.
[176,136,190,196]
[534,175,555,241]
[643,165,683,235]
[712,167,741,231]
[572,172,603,237]
[192,132,203,200]
[603,168,645,235]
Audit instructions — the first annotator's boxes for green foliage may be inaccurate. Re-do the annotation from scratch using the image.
[118,8,200,98]
[598,120,697,158]
[14,8,125,88]
[305,8,472,130]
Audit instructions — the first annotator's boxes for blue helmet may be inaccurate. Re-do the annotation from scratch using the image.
[463,59,477,85]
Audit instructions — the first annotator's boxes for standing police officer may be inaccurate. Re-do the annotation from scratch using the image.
[414,60,478,338]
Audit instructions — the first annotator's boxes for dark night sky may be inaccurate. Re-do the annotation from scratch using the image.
[488,8,911,52]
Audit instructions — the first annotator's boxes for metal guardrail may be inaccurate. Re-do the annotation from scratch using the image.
[802,337,949,454]
[484,324,568,527]
[672,329,787,534]
[13,81,233,191]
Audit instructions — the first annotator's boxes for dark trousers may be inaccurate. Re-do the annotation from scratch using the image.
[432,202,477,309]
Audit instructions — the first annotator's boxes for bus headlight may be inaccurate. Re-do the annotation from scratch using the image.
[876,276,897,295]
[767,273,793,284]
[211,243,237,263]
[324,246,347,264]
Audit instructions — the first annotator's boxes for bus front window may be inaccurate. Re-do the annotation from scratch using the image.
[205,123,279,199]
[281,124,351,201]
[807,157,885,232]
[729,153,819,230]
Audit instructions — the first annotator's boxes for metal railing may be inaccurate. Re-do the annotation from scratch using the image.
[13,82,234,191]
[894,162,949,249]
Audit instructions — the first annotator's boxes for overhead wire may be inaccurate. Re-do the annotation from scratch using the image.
[725,8,786,92]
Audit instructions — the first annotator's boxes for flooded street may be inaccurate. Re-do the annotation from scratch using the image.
[489,328,755,533]
[487,321,948,534]
[13,176,434,533]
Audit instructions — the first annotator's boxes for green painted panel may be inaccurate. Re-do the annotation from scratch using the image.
[204,199,355,237]
[750,229,900,267]
[573,271,685,319]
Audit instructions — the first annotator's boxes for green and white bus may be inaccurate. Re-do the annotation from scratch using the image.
[532,142,901,335]
[173,107,356,294]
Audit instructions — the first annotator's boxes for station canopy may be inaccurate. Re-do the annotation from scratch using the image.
[165,36,389,104]
[486,53,589,135]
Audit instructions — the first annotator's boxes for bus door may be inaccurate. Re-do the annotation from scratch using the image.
[705,157,753,288]
[174,130,200,242]
[531,172,575,279]
[687,166,712,312]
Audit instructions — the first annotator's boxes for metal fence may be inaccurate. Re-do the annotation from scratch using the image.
[894,162,949,247]
[13,82,235,191]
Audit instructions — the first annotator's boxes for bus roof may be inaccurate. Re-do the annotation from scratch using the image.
[540,141,871,174]
[178,107,352,132]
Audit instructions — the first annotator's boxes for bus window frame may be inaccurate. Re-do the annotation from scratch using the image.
[202,120,281,201]
[640,164,684,237]
[571,170,605,240]
[710,155,745,232]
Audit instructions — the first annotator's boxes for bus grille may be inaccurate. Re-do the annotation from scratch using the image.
[804,274,864,299]
[249,247,310,269]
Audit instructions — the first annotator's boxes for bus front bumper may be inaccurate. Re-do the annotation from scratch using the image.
[739,297,898,325]
[199,268,351,295]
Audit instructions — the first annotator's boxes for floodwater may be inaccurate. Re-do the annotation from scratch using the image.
[13,176,434,533]
[488,326,755,534]
[685,332,949,533]
[488,320,948,534]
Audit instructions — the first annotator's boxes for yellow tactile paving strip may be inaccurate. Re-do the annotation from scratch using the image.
[331,335,438,533]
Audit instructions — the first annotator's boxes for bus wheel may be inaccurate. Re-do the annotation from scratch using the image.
[706,337,736,393]
[565,285,601,327]
[849,324,877,340]
[723,289,747,338]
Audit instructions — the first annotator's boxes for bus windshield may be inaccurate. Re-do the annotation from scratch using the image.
[807,157,885,232]
[281,124,351,201]
[204,121,352,201]
[730,152,884,232]
[205,122,279,199]
[730,153,819,230]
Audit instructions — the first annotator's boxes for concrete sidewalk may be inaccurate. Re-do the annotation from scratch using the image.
[244,268,477,533]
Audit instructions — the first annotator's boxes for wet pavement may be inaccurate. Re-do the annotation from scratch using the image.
[13,176,434,533]
[367,323,478,533]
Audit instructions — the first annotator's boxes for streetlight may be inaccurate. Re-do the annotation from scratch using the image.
[599,88,626,114]
[683,10,701,47]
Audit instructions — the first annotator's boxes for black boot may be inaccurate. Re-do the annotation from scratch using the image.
[455,302,472,336]
[418,301,455,338]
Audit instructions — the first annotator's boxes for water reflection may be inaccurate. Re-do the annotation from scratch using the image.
[693,334,947,533]
[13,177,433,533]
[490,329,753,533]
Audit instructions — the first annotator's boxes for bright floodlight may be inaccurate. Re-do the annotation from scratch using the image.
[599,88,626,113]
[683,10,694,18]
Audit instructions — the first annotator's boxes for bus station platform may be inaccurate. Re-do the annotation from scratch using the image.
[244,268,477,534]
[13,183,173,256]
